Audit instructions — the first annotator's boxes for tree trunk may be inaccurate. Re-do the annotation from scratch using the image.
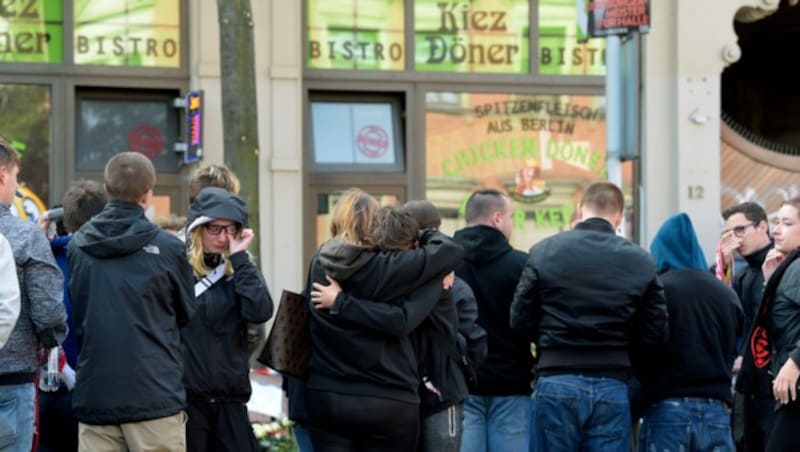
[217,0,260,263]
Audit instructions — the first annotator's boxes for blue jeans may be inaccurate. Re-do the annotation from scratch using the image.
[0,383,35,452]
[531,375,630,452]
[293,423,314,452]
[460,395,531,452]
[638,398,733,452]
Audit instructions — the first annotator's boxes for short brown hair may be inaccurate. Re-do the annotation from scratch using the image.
[188,164,240,203]
[0,140,21,170]
[581,182,624,215]
[104,152,156,203]
[403,200,441,230]
[370,206,418,251]
[464,189,508,225]
[62,179,107,233]
[154,213,187,232]
[783,196,800,219]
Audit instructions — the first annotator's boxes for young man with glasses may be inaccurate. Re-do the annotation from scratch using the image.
[721,202,774,452]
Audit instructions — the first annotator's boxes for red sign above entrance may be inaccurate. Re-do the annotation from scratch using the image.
[586,0,651,38]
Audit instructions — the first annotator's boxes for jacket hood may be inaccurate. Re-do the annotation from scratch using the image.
[650,212,707,273]
[73,201,159,258]
[318,237,374,280]
[453,225,513,264]
[186,187,249,233]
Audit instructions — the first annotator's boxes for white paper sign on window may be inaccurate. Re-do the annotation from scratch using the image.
[312,102,396,165]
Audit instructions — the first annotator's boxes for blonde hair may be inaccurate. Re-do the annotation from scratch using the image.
[188,164,241,204]
[188,227,234,278]
[329,188,379,246]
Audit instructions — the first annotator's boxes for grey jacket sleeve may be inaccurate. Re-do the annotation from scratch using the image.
[510,257,542,342]
[452,278,487,367]
[0,234,20,349]
[25,228,67,348]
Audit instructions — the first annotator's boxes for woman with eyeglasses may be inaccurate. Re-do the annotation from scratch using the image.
[742,196,800,451]
[182,187,274,452]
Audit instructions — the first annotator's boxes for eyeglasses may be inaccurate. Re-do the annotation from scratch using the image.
[203,223,238,236]
[723,222,756,238]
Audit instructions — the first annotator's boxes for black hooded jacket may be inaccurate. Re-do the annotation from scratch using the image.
[328,276,480,417]
[454,225,533,396]
[307,230,462,404]
[182,188,274,402]
[633,213,741,408]
[68,201,195,425]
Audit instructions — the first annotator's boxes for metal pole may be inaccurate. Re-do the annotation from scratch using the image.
[605,35,622,187]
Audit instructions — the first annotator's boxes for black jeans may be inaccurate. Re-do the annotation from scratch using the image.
[743,393,775,452]
[766,402,800,452]
[186,399,260,452]
[307,389,418,452]
[38,389,78,452]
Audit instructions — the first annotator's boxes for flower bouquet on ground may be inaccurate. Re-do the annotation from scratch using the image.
[253,417,298,452]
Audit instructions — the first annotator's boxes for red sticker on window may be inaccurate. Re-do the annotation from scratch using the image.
[356,125,389,158]
[129,125,165,160]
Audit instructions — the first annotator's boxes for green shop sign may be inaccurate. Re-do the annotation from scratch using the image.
[74,0,181,67]
[414,0,529,73]
[539,0,605,75]
[307,0,405,70]
[0,0,64,63]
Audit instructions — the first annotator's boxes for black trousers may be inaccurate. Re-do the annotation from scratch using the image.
[742,393,775,452]
[38,389,78,452]
[186,399,260,452]
[307,389,419,452]
[766,402,800,452]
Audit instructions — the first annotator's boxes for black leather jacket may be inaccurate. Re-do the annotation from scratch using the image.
[511,218,668,372]
[769,259,800,377]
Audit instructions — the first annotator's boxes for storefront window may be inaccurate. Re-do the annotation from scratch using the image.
[310,98,404,171]
[414,0,529,73]
[0,0,64,63]
[74,0,181,67]
[0,84,51,217]
[538,0,605,75]
[76,94,181,173]
[307,0,405,71]
[425,91,633,250]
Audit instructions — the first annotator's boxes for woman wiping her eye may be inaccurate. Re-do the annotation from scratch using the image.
[182,187,274,452]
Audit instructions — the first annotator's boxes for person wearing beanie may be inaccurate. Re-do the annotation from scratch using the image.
[183,187,274,452]
[635,212,741,451]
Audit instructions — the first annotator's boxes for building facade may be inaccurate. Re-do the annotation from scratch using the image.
[0,0,791,292]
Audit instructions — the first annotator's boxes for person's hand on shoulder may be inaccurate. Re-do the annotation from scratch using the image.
[311,275,342,310]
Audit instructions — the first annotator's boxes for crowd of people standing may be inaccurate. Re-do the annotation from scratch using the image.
[1,133,800,452]
[0,142,274,452]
